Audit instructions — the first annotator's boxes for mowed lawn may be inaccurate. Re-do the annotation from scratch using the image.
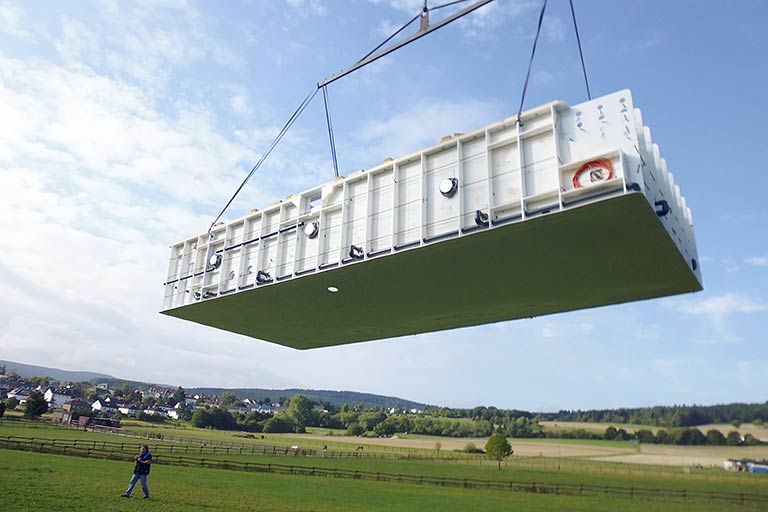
[0,449,762,512]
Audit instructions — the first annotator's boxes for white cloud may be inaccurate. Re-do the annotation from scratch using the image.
[229,86,253,116]
[0,0,27,37]
[53,16,101,64]
[354,97,502,158]
[0,50,334,386]
[47,1,243,88]
[672,293,767,323]
[541,321,593,339]
[543,15,565,42]
[369,0,538,40]
[285,0,327,17]
[745,256,768,267]
[720,211,768,223]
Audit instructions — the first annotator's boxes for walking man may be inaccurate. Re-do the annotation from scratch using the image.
[121,444,152,499]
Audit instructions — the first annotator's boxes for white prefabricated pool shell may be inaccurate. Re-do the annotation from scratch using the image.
[161,89,702,349]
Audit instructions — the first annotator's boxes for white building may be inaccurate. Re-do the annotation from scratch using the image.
[91,399,118,413]
[43,388,72,408]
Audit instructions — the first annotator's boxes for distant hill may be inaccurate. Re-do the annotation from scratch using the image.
[0,359,113,383]
[187,387,427,410]
[0,359,425,410]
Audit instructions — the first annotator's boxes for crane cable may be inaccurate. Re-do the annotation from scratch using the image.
[516,0,547,126]
[208,87,319,235]
[209,0,493,232]
[322,85,339,178]
[569,0,591,100]
[517,0,593,124]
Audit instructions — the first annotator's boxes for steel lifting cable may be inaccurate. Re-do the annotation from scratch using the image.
[569,0,591,100]
[322,86,339,178]
[357,0,475,64]
[208,87,320,234]
[516,0,547,126]
[358,13,421,63]
[210,0,495,231]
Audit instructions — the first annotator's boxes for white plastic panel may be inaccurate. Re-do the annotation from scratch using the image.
[162,89,702,326]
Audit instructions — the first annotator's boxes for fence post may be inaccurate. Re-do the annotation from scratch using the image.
[630,487,634,499]
[579,484,583,495]
[682,490,686,501]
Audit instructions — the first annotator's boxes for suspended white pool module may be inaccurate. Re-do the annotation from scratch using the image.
[160,89,702,349]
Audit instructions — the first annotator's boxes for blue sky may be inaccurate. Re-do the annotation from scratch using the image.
[0,0,766,411]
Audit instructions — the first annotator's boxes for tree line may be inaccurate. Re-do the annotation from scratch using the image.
[187,395,764,447]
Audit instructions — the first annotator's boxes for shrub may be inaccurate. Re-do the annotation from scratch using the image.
[462,442,484,454]
[345,422,365,436]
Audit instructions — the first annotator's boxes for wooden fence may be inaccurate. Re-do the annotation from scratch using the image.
[1,436,767,507]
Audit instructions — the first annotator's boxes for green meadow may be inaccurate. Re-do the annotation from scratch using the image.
[1,419,767,511]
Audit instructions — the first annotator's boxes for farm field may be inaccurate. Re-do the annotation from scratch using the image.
[3,449,762,512]
[290,431,768,468]
[2,418,768,508]
[539,421,768,441]
[591,444,768,467]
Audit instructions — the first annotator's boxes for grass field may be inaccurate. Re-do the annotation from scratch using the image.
[1,449,765,512]
[2,419,768,511]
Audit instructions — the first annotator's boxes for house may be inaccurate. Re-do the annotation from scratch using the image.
[118,404,139,416]
[167,410,179,420]
[7,388,31,403]
[63,399,90,412]
[249,403,277,414]
[91,399,118,414]
[148,386,174,399]
[142,408,168,417]
[44,388,73,408]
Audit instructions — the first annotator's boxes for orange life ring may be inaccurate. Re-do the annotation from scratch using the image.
[572,159,613,189]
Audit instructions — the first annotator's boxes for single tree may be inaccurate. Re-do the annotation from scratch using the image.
[263,415,295,433]
[219,391,239,407]
[288,394,316,432]
[172,386,186,406]
[725,431,742,446]
[5,397,19,411]
[705,429,726,445]
[485,433,513,469]
[345,422,364,436]
[24,391,48,418]
[0,401,5,418]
